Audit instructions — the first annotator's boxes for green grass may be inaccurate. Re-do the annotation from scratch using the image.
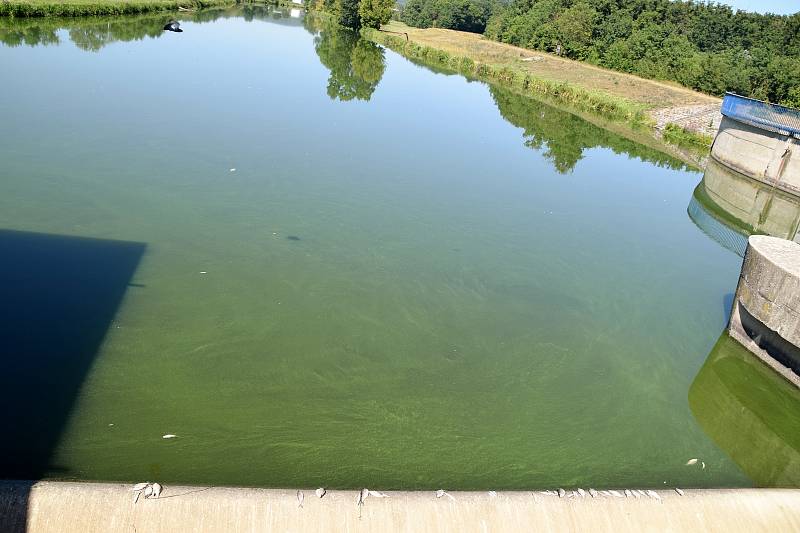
[662,123,714,150]
[0,0,237,17]
[363,27,650,126]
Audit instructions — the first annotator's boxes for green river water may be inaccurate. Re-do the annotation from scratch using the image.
[0,6,798,490]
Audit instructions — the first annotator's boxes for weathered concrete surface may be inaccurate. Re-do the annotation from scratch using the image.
[712,116,799,195]
[728,235,800,384]
[2,482,800,533]
[700,160,800,244]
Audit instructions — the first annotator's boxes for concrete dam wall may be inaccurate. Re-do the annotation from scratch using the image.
[711,94,800,195]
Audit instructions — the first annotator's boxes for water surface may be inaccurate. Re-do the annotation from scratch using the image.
[1,7,798,489]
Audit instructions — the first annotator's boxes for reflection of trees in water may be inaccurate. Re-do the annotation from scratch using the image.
[0,18,61,47]
[0,5,299,51]
[306,17,385,102]
[490,86,687,174]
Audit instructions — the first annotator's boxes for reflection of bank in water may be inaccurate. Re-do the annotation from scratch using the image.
[689,334,800,486]
[688,159,800,256]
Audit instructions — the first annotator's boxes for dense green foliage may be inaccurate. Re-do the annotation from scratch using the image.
[400,0,493,32]
[358,0,394,29]
[315,0,391,29]
[487,0,800,106]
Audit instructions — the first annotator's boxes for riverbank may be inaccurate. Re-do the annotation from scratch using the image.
[0,0,235,17]
[2,481,799,532]
[366,21,719,151]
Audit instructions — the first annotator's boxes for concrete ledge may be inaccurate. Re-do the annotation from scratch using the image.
[2,481,800,532]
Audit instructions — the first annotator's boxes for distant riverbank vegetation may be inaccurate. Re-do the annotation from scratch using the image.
[366,27,648,124]
[0,0,237,17]
[398,0,800,107]
[306,0,394,29]
[0,5,288,47]
[401,0,495,33]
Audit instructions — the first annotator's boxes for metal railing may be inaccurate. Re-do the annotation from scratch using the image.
[721,93,800,137]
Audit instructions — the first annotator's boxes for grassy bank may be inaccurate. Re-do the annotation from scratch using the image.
[362,21,718,156]
[0,0,236,17]
[364,27,649,126]
[662,123,714,150]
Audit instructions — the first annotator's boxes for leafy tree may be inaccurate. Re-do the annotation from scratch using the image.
[487,0,800,105]
[334,0,362,29]
[359,0,395,29]
[401,0,494,33]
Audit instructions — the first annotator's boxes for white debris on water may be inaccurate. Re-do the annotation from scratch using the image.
[686,458,698,466]
[162,434,177,439]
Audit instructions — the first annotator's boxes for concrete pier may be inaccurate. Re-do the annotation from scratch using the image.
[2,481,800,532]
[728,235,800,384]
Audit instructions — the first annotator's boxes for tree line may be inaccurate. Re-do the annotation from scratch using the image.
[308,0,395,30]
[399,0,800,107]
[401,0,496,33]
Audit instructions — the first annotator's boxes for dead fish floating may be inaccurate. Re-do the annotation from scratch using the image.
[685,458,698,466]
[163,20,183,32]
[162,434,177,439]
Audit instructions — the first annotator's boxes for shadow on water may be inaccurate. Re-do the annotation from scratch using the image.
[0,230,145,531]
[689,333,800,486]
